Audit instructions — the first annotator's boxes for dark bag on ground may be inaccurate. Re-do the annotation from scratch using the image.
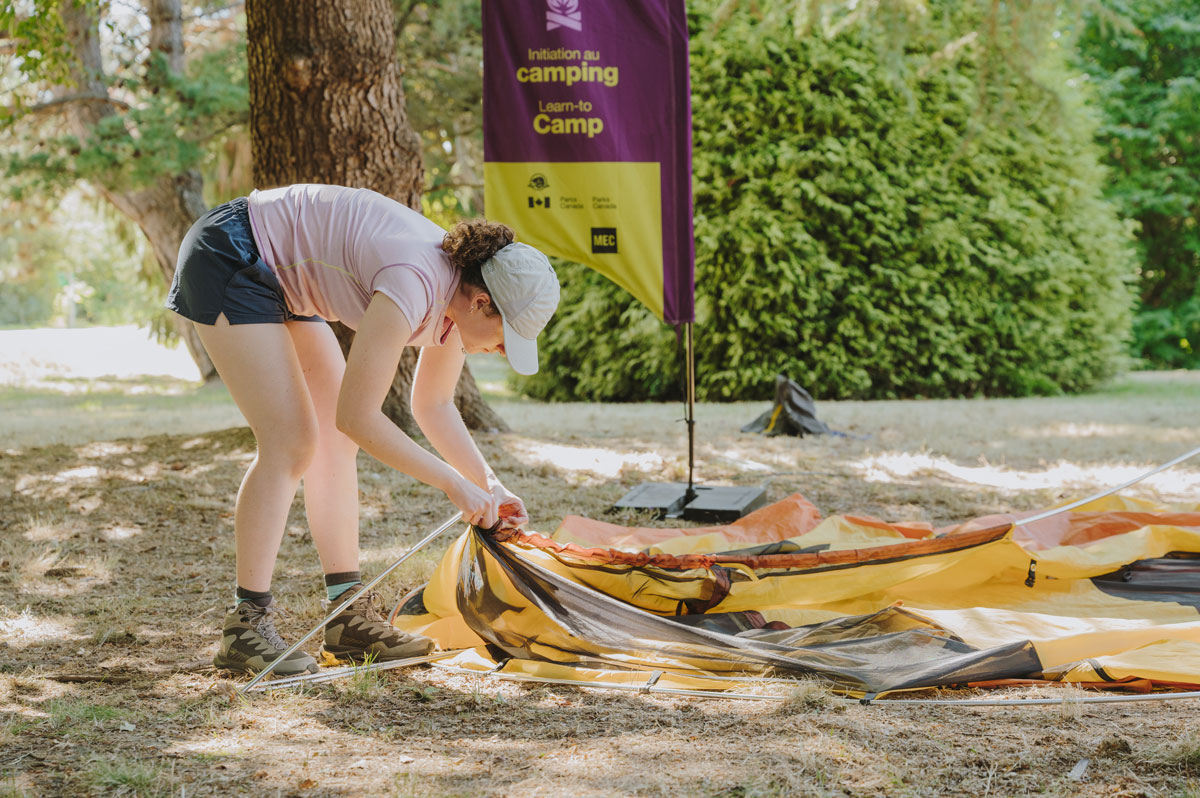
[741,375,832,437]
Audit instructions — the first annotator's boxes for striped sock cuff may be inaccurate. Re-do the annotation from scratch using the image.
[324,571,361,602]
[235,586,272,608]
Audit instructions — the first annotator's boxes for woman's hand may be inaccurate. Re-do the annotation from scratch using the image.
[445,476,499,529]
[491,483,529,529]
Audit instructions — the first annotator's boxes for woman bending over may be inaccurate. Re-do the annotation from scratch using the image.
[167,184,559,675]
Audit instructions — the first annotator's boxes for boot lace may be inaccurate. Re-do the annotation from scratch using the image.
[242,603,288,651]
[350,591,387,624]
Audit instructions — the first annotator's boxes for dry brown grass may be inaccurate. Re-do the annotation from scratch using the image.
[2,370,1200,796]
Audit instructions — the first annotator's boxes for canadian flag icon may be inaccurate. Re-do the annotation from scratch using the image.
[546,0,582,31]
[528,196,551,209]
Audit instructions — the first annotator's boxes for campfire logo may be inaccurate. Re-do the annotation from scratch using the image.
[546,0,582,31]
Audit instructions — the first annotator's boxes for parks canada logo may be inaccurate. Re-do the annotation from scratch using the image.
[546,0,581,31]
[527,174,550,208]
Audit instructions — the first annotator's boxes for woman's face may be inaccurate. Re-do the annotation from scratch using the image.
[457,292,506,356]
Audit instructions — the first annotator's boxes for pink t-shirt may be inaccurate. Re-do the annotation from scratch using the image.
[246,184,460,345]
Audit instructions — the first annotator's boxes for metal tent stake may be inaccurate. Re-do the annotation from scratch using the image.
[238,511,463,695]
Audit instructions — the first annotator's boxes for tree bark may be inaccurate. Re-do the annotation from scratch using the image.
[58,0,216,381]
[245,0,507,434]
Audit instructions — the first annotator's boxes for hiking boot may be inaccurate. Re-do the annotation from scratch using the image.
[323,585,435,663]
[213,600,319,676]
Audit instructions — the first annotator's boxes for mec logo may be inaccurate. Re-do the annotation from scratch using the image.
[591,227,617,253]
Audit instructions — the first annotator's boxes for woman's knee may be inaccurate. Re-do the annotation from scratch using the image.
[255,414,321,478]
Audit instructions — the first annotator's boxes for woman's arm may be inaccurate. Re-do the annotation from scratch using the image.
[410,329,494,490]
[336,293,499,527]
[411,331,529,526]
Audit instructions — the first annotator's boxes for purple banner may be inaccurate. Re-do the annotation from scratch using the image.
[483,0,695,324]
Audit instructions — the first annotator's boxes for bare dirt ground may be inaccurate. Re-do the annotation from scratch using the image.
[2,332,1199,797]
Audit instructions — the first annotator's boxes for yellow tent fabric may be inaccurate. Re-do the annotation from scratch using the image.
[392,494,1200,696]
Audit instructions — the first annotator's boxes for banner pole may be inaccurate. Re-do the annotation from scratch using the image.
[685,321,697,502]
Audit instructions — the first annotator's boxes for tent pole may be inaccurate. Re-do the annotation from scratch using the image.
[685,321,696,502]
[238,511,463,695]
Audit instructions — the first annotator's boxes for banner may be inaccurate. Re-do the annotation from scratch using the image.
[482,0,695,323]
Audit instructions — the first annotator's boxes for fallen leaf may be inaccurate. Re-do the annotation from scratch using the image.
[298,778,317,789]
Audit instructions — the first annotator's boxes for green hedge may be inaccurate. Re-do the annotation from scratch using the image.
[518,5,1136,402]
[1075,0,1200,369]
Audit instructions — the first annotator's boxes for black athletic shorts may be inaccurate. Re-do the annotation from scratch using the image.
[166,197,322,325]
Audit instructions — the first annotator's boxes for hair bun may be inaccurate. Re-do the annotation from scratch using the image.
[443,219,515,273]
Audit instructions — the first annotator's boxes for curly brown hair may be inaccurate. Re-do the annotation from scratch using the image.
[442,219,515,296]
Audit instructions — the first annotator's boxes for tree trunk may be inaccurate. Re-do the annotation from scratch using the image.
[245,0,507,434]
[58,0,216,381]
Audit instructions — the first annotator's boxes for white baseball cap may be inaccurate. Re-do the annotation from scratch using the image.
[481,243,560,375]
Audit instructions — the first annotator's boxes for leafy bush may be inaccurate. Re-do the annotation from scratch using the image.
[1130,302,1200,369]
[520,4,1136,401]
[0,196,160,328]
[1075,0,1200,369]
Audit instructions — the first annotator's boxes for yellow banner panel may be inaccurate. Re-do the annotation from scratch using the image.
[484,162,664,319]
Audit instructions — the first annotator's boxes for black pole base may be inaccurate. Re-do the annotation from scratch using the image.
[611,482,767,523]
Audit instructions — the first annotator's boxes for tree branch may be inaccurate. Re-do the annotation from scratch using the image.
[147,0,186,77]
[16,92,132,118]
[188,1,245,22]
[188,113,251,145]
[394,0,423,37]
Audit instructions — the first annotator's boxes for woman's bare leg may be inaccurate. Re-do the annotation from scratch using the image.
[193,315,318,592]
[286,321,361,575]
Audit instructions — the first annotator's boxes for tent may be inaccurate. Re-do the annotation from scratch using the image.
[392,494,1200,698]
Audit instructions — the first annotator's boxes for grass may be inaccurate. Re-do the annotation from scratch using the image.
[777,678,839,714]
[1055,687,1088,724]
[1,716,36,740]
[341,656,388,701]
[42,699,126,731]
[0,378,241,450]
[3,338,1200,796]
[84,756,170,797]
[0,779,32,798]
[1160,735,1200,769]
